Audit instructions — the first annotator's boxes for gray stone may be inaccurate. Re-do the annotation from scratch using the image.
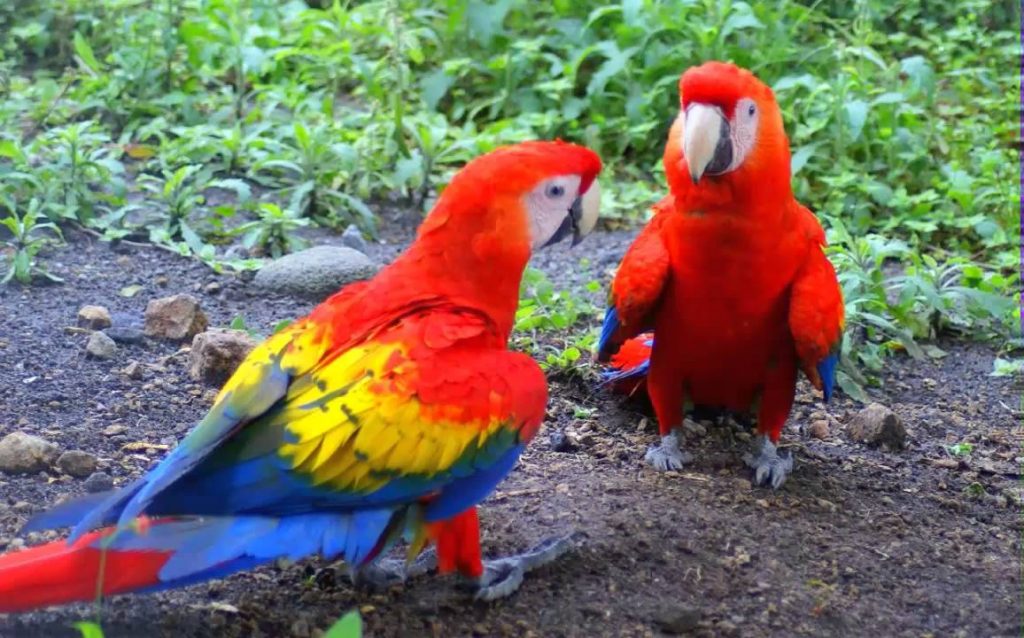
[653,606,701,635]
[105,326,146,344]
[83,471,115,493]
[56,450,98,478]
[144,294,208,340]
[188,328,258,386]
[86,331,117,359]
[253,245,375,300]
[0,432,59,474]
[341,224,369,254]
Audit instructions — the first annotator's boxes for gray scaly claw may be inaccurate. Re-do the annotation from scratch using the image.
[644,428,693,471]
[743,435,794,489]
[352,547,438,590]
[474,532,580,601]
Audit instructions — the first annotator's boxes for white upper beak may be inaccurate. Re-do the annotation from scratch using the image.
[683,103,725,183]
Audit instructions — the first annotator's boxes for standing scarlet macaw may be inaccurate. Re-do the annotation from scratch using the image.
[597,61,844,488]
[0,140,602,613]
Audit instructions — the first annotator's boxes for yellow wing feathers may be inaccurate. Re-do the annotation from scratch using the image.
[265,338,505,493]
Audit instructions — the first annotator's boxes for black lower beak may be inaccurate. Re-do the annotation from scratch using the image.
[541,196,583,248]
[702,118,733,180]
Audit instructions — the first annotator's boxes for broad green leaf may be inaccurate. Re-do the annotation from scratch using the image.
[323,611,363,638]
[72,32,102,74]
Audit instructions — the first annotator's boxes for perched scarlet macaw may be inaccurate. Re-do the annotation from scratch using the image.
[0,140,602,613]
[597,61,844,488]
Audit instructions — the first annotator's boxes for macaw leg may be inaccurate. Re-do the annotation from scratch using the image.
[472,532,580,601]
[643,370,693,471]
[743,365,797,489]
[351,548,438,590]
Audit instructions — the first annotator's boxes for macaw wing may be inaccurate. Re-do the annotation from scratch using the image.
[789,211,845,401]
[597,199,672,362]
[30,310,546,538]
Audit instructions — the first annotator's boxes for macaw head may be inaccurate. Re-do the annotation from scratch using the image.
[663,61,792,207]
[417,140,602,256]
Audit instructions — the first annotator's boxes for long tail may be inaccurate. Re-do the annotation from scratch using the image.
[599,333,653,396]
[0,510,397,613]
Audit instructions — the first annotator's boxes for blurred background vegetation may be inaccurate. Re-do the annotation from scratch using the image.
[0,0,1019,389]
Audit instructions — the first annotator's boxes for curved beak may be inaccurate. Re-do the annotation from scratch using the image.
[683,103,733,183]
[542,179,601,248]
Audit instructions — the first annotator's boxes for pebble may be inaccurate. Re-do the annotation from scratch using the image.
[653,606,701,635]
[86,331,118,359]
[848,402,907,450]
[77,305,112,330]
[57,450,99,478]
[549,430,575,453]
[341,224,369,254]
[188,328,258,386]
[144,293,209,341]
[0,432,59,474]
[83,471,115,493]
[808,419,830,440]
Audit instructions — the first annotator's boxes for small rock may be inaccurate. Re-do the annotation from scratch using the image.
[549,430,575,453]
[808,419,830,440]
[57,450,98,478]
[188,329,258,386]
[83,471,115,493]
[77,305,112,330]
[103,424,127,436]
[848,403,907,450]
[253,245,376,300]
[0,432,59,474]
[341,224,369,254]
[204,281,222,294]
[105,326,146,345]
[122,361,144,380]
[85,331,118,359]
[654,606,701,635]
[144,294,208,340]
[682,418,706,437]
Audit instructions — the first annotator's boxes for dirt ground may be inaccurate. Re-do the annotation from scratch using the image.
[0,224,1020,638]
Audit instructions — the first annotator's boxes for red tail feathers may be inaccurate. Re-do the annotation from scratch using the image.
[0,527,171,613]
[606,334,653,396]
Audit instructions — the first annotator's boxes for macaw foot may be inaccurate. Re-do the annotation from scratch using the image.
[644,428,693,471]
[743,435,793,489]
[472,532,580,601]
[352,547,438,590]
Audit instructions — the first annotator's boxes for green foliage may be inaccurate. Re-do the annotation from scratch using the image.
[1,199,64,284]
[515,267,601,374]
[234,202,310,258]
[0,0,1016,379]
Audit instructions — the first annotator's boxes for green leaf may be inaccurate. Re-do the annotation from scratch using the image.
[843,100,869,142]
[120,284,143,298]
[323,611,362,638]
[790,144,818,175]
[72,32,102,74]
[73,621,106,638]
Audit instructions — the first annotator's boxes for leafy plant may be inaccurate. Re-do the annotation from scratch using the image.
[233,202,310,258]
[1,199,64,284]
[514,267,601,374]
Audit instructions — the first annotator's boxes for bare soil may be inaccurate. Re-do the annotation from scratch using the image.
[0,224,1020,638]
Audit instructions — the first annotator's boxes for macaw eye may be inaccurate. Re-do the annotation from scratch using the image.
[747,104,756,117]
[545,184,566,198]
